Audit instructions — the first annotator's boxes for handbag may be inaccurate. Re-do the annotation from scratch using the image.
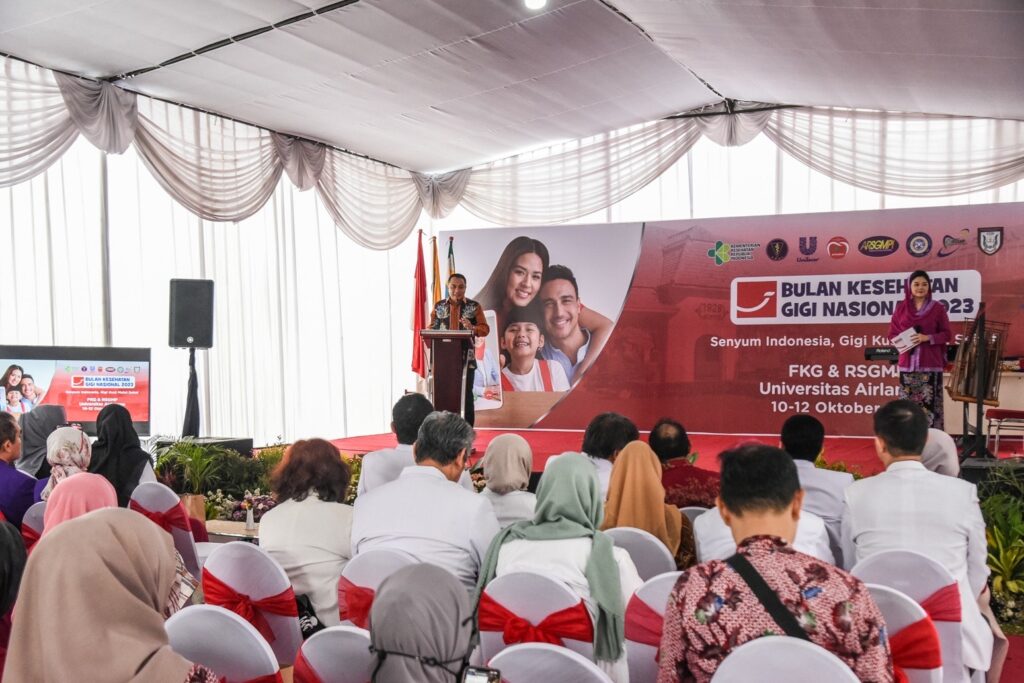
[295,593,326,639]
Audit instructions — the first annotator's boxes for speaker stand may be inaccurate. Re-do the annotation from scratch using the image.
[181,346,201,438]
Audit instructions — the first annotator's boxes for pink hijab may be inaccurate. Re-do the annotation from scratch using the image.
[42,473,118,536]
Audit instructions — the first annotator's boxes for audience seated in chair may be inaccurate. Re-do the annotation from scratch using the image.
[0,520,27,676]
[652,418,720,509]
[781,414,853,564]
[601,440,696,569]
[480,433,537,528]
[657,443,894,683]
[477,452,641,683]
[351,411,499,590]
[842,399,993,676]
[34,426,91,502]
[369,563,474,683]
[13,405,65,479]
[0,413,34,528]
[5,508,220,682]
[87,404,155,507]
[260,438,353,628]
[547,412,639,500]
[41,472,117,536]
[920,427,959,477]
[358,393,474,495]
[693,502,834,564]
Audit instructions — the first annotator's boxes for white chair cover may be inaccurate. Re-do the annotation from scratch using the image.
[480,571,593,663]
[203,541,303,666]
[130,481,201,576]
[865,584,942,683]
[625,571,682,683]
[605,526,676,581]
[166,604,279,683]
[297,625,373,683]
[680,506,708,525]
[710,636,860,682]
[851,549,965,683]
[21,500,45,535]
[489,643,612,683]
[338,548,418,625]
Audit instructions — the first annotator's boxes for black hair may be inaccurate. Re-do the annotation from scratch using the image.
[582,412,639,460]
[503,304,544,330]
[392,393,435,445]
[909,270,930,284]
[541,264,579,298]
[719,443,800,515]
[448,272,467,284]
[415,411,475,466]
[648,418,691,463]
[0,413,17,450]
[780,414,825,462]
[873,399,928,456]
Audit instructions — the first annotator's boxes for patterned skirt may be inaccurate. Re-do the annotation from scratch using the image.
[899,371,944,430]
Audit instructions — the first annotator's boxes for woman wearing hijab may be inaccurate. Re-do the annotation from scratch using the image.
[476,452,641,683]
[34,426,91,502]
[479,434,537,528]
[41,472,117,536]
[888,270,952,429]
[601,440,696,569]
[5,508,218,682]
[369,564,474,683]
[88,404,153,507]
[15,405,66,479]
[0,521,28,675]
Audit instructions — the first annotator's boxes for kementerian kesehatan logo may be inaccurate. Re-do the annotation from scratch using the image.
[707,240,760,266]
[978,227,1003,255]
[906,232,932,257]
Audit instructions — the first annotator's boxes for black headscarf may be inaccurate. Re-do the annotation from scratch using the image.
[87,404,152,507]
[0,521,27,616]
[16,405,67,478]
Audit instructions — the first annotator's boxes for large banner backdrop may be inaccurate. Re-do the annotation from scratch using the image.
[443,202,1023,436]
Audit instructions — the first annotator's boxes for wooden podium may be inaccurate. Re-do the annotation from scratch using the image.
[421,329,474,417]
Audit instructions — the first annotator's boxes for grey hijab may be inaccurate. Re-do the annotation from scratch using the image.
[370,564,474,683]
[482,433,532,495]
[15,405,67,476]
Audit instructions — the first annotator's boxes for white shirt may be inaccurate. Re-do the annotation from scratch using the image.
[479,488,536,528]
[351,466,500,589]
[495,537,642,683]
[501,361,570,392]
[545,452,614,501]
[921,428,960,477]
[693,506,834,564]
[358,443,473,495]
[259,494,354,627]
[793,459,854,564]
[841,460,991,670]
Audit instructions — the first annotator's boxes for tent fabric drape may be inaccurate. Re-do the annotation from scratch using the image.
[2,55,1024,250]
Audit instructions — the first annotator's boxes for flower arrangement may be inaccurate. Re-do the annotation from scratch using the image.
[204,489,278,523]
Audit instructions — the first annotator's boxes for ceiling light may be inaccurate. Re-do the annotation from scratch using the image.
[524,0,548,10]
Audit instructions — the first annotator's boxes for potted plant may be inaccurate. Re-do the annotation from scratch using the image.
[155,439,227,520]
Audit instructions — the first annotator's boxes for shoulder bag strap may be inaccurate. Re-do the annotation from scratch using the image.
[725,552,810,641]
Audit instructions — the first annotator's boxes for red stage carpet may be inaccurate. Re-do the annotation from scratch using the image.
[332,430,887,476]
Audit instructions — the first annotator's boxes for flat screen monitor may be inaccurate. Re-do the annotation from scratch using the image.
[0,345,151,435]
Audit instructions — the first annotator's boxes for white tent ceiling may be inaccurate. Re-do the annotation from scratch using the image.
[2,0,1022,174]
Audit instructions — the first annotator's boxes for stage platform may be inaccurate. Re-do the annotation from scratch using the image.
[332,430,893,477]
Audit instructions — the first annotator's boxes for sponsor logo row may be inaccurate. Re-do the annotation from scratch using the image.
[708,227,1003,265]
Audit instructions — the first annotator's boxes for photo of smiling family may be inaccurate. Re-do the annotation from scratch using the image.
[442,224,643,426]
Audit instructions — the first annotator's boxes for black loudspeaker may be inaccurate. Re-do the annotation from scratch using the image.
[169,279,214,349]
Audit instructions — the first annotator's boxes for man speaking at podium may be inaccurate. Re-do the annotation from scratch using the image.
[430,273,490,425]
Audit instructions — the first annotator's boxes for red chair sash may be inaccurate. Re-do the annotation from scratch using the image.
[624,594,664,647]
[478,592,594,646]
[337,576,375,629]
[890,617,942,683]
[20,525,41,553]
[130,500,191,533]
[218,674,283,683]
[919,583,961,623]
[292,649,324,683]
[202,568,298,643]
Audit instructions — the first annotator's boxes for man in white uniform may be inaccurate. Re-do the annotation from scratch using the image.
[358,393,473,495]
[351,411,500,590]
[781,414,853,564]
[842,399,992,675]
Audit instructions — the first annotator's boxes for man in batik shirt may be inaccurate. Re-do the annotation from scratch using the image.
[657,443,893,683]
